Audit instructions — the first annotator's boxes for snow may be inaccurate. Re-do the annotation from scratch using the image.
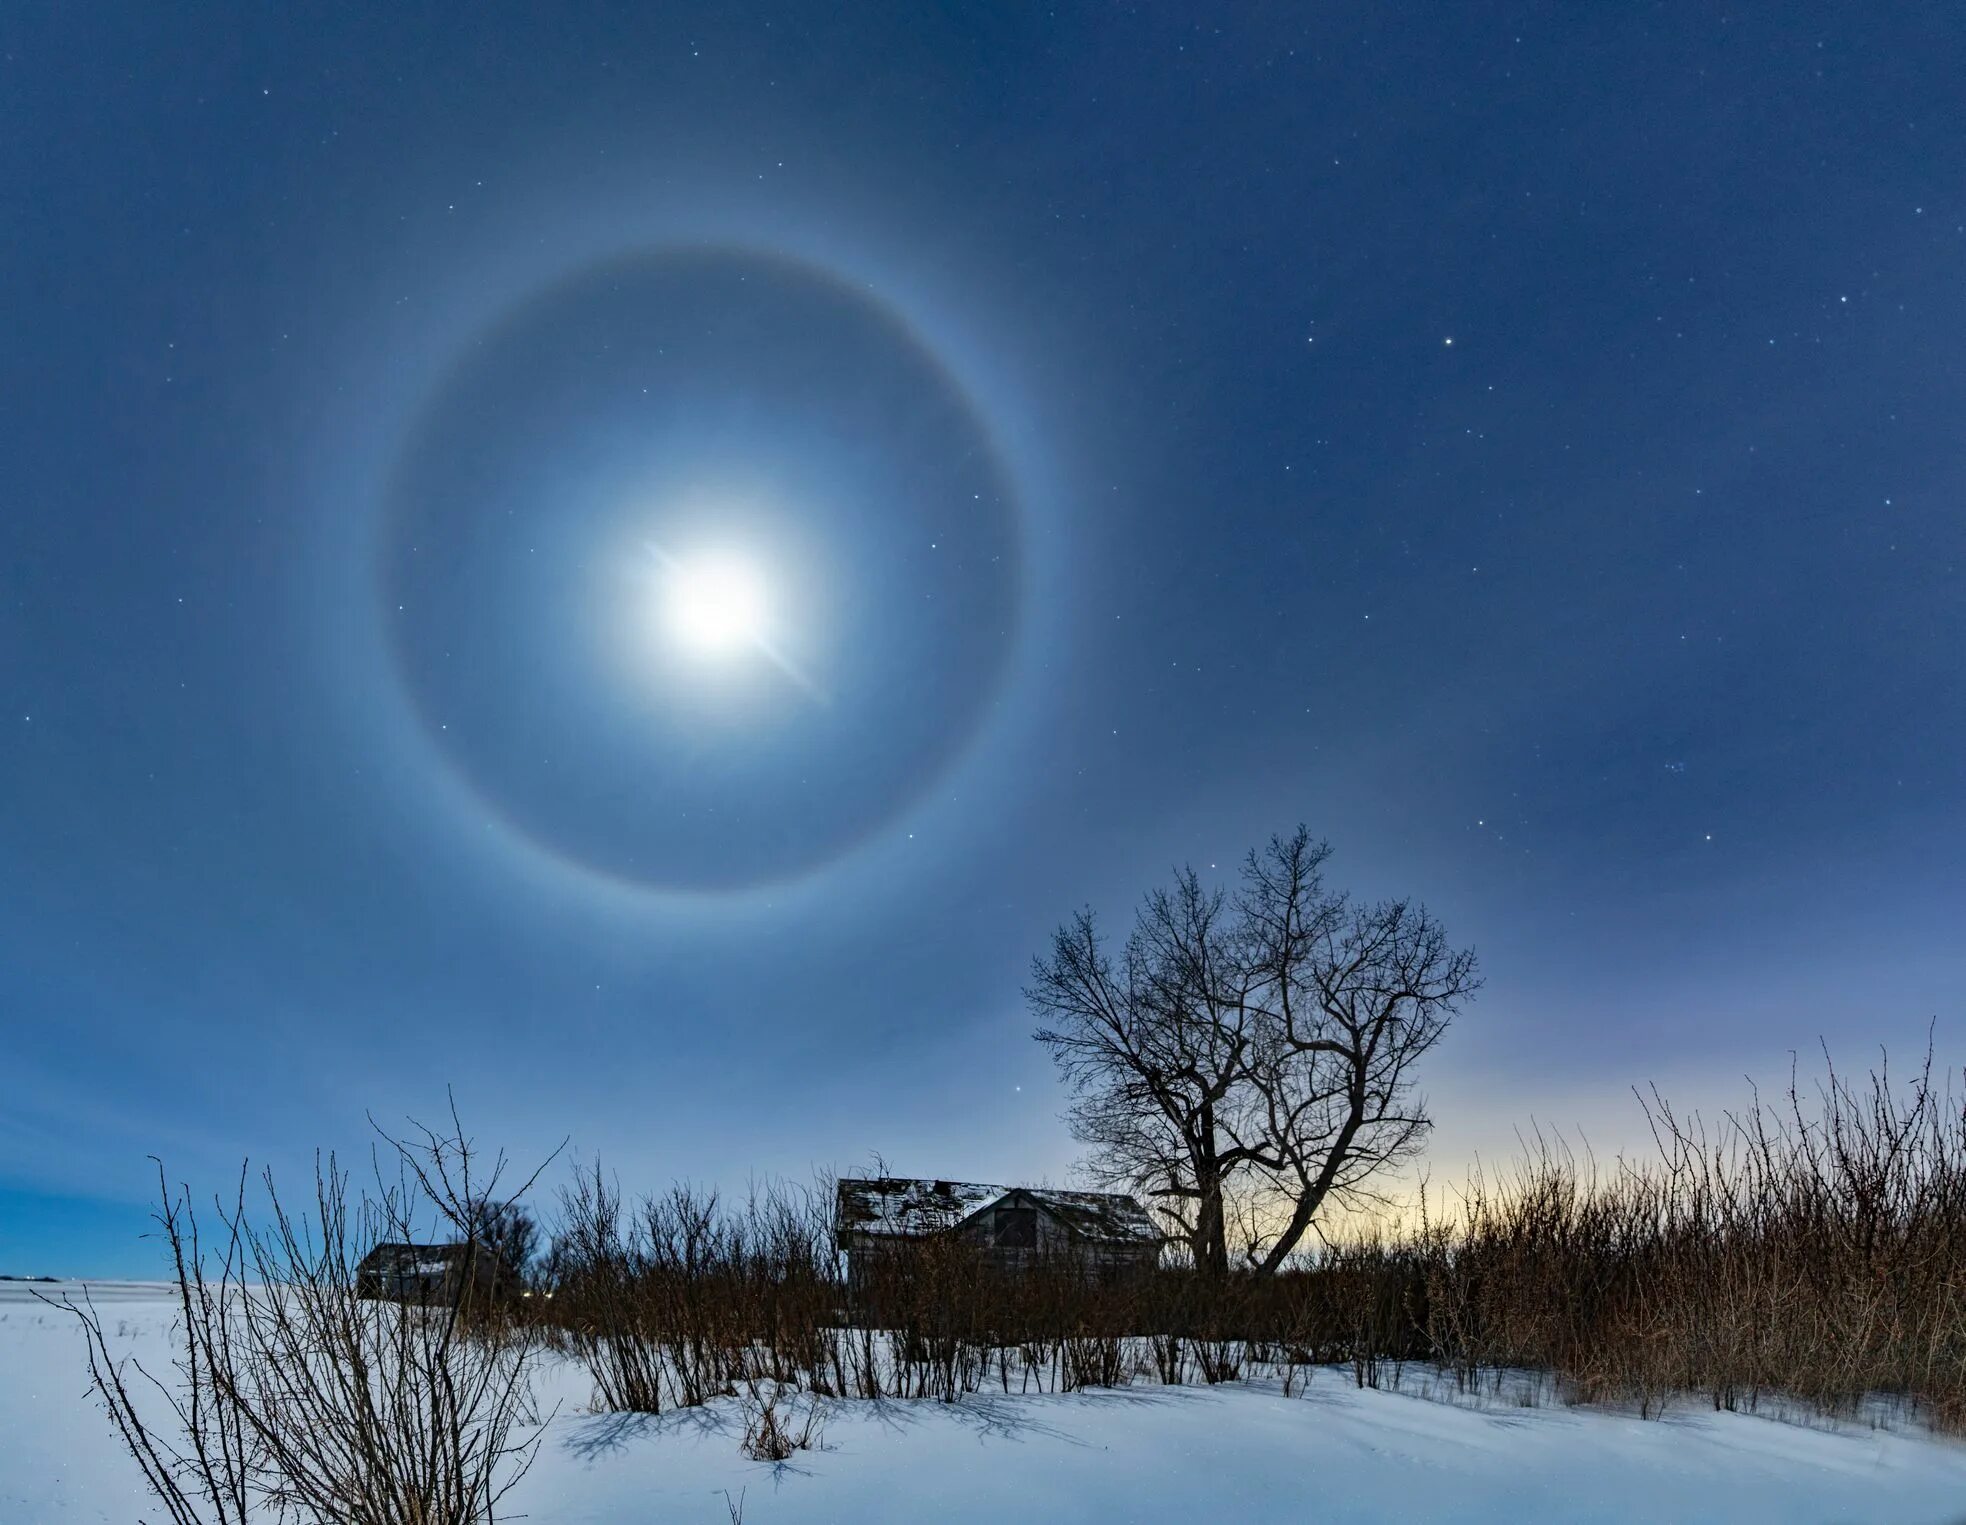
[7,1282,1966,1524]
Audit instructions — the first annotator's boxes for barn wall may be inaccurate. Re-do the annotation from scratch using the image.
[843,1213,1158,1292]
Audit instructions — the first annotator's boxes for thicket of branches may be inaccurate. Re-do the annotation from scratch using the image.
[49,1108,554,1525]
[1423,1047,1966,1425]
[529,1048,1966,1432]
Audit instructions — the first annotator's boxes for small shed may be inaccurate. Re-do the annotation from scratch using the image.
[354,1241,516,1306]
[835,1177,1161,1287]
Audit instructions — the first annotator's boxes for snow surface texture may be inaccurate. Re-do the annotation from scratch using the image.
[6,1283,1965,1524]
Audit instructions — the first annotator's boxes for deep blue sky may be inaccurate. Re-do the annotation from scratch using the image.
[4,6,1962,1276]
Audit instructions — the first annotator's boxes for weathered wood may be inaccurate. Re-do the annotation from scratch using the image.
[836,1178,1162,1288]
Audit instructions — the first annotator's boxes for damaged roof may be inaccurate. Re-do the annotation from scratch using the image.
[1013,1188,1161,1245]
[836,1178,1160,1246]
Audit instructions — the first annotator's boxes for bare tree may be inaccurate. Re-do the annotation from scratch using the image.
[462,1197,540,1289]
[1234,828,1479,1270]
[1028,871,1268,1275]
[1030,828,1477,1274]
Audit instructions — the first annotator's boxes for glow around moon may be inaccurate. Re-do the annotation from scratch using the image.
[375,246,1025,895]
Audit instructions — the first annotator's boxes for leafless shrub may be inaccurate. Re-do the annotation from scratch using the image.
[47,1107,556,1524]
[546,1173,846,1413]
[737,1381,824,1462]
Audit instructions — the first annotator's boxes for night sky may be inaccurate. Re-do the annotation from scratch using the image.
[4,6,1962,1276]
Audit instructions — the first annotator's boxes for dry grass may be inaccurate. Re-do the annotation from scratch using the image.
[67,1046,1965,1525]
[533,1048,1966,1433]
[1410,1047,1966,1426]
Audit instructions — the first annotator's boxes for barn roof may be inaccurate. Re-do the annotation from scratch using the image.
[1010,1188,1161,1245]
[836,1178,1160,1246]
[358,1242,474,1268]
[356,1241,515,1278]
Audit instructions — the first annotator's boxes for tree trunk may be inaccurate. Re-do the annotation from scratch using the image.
[1193,1159,1230,1277]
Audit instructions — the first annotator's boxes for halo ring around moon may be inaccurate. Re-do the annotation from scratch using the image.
[373,245,1028,900]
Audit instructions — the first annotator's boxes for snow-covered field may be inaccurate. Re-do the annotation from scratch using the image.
[7,1282,1966,1524]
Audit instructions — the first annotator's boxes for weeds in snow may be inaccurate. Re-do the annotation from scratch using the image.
[59,1043,1966,1525]
[527,1046,1966,1435]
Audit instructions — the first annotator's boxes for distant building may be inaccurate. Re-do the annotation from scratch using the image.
[835,1177,1162,1288]
[354,1241,517,1306]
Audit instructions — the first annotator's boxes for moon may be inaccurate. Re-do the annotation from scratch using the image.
[659,549,770,657]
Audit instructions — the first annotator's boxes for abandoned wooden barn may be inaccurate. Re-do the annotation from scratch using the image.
[354,1241,517,1306]
[835,1177,1162,1288]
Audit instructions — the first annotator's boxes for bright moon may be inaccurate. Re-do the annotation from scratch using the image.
[662,552,770,656]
